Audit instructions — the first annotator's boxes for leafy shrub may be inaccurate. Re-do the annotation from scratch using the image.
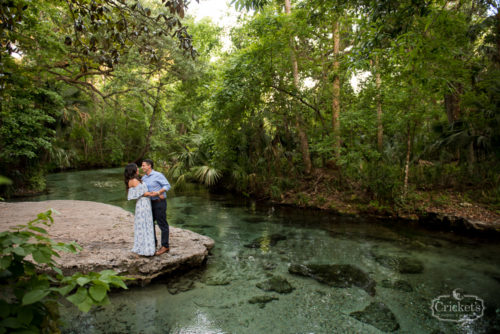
[363,162,403,203]
[0,210,130,333]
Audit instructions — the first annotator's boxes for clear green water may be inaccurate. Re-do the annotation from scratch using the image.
[20,168,500,333]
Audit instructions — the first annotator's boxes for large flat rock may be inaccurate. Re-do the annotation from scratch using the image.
[0,200,214,284]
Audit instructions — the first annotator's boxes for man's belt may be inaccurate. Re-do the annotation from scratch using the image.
[152,198,166,203]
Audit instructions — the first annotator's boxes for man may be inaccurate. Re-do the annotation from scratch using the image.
[141,159,171,255]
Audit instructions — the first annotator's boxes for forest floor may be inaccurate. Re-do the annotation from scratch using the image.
[276,168,500,226]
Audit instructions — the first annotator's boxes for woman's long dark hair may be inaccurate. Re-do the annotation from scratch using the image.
[124,163,141,190]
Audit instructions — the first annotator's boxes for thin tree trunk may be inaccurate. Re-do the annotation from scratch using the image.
[403,122,411,198]
[496,8,500,66]
[135,83,162,163]
[284,0,312,174]
[332,20,341,161]
[444,82,462,124]
[375,56,383,152]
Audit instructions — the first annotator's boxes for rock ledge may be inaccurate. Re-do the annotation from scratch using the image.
[0,200,214,285]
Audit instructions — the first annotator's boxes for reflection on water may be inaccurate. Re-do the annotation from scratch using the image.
[21,168,500,333]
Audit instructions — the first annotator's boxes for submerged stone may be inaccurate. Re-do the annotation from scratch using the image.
[372,252,424,274]
[381,279,413,292]
[288,263,376,296]
[263,262,277,271]
[350,302,400,332]
[256,276,294,294]
[244,234,287,249]
[204,277,231,286]
[248,295,279,308]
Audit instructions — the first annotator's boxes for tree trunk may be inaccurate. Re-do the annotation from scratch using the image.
[332,20,341,162]
[497,9,500,66]
[444,83,462,124]
[375,57,383,152]
[284,0,312,174]
[135,83,163,163]
[403,122,411,198]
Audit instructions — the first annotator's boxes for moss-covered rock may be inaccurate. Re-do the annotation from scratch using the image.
[371,252,424,274]
[350,302,400,332]
[288,263,376,296]
[380,279,413,292]
[256,275,294,294]
[248,295,279,308]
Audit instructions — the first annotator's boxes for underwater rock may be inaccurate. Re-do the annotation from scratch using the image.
[244,234,287,249]
[263,262,277,271]
[256,275,294,294]
[380,279,413,292]
[288,263,376,296]
[204,276,231,286]
[248,295,279,308]
[165,269,203,294]
[167,280,196,295]
[372,252,424,274]
[350,302,400,332]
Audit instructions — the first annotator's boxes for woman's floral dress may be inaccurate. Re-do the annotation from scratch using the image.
[127,182,155,256]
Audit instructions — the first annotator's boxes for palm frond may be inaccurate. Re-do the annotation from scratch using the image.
[192,165,222,186]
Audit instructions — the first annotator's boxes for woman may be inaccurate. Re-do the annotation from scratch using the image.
[124,163,156,257]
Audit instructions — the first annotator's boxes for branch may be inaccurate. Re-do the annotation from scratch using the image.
[104,88,136,99]
[269,84,321,115]
[46,70,114,107]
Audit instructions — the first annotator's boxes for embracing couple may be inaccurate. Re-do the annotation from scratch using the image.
[124,159,171,257]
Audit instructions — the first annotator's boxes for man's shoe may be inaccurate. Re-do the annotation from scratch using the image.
[155,246,170,256]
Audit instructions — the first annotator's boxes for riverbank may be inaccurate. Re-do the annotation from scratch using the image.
[0,200,214,284]
[267,170,500,237]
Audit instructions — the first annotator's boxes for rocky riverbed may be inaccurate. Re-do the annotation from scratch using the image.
[0,200,214,285]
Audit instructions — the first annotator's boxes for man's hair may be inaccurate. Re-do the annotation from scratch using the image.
[143,159,154,169]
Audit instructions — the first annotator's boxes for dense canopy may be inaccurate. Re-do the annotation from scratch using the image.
[1,0,499,212]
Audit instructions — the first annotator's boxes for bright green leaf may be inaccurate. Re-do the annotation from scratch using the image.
[66,287,88,306]
[89,285,107,302]
[22,289,50,305]
[32,250,51,264]
[76,277,91,286]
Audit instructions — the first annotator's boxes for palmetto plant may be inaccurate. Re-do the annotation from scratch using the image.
[166,133,222,188]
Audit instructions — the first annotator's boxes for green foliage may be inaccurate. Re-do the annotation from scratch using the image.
[192,165,222,187]
[2,0,499,208]
[363,162,404,203]
[0,210,130,333]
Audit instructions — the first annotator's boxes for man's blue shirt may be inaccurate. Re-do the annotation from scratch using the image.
[142,170,171,200]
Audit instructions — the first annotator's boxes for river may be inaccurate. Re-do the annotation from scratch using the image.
[20,168,500,333]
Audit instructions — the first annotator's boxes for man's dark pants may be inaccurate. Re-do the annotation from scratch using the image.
[151,199,169,248]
